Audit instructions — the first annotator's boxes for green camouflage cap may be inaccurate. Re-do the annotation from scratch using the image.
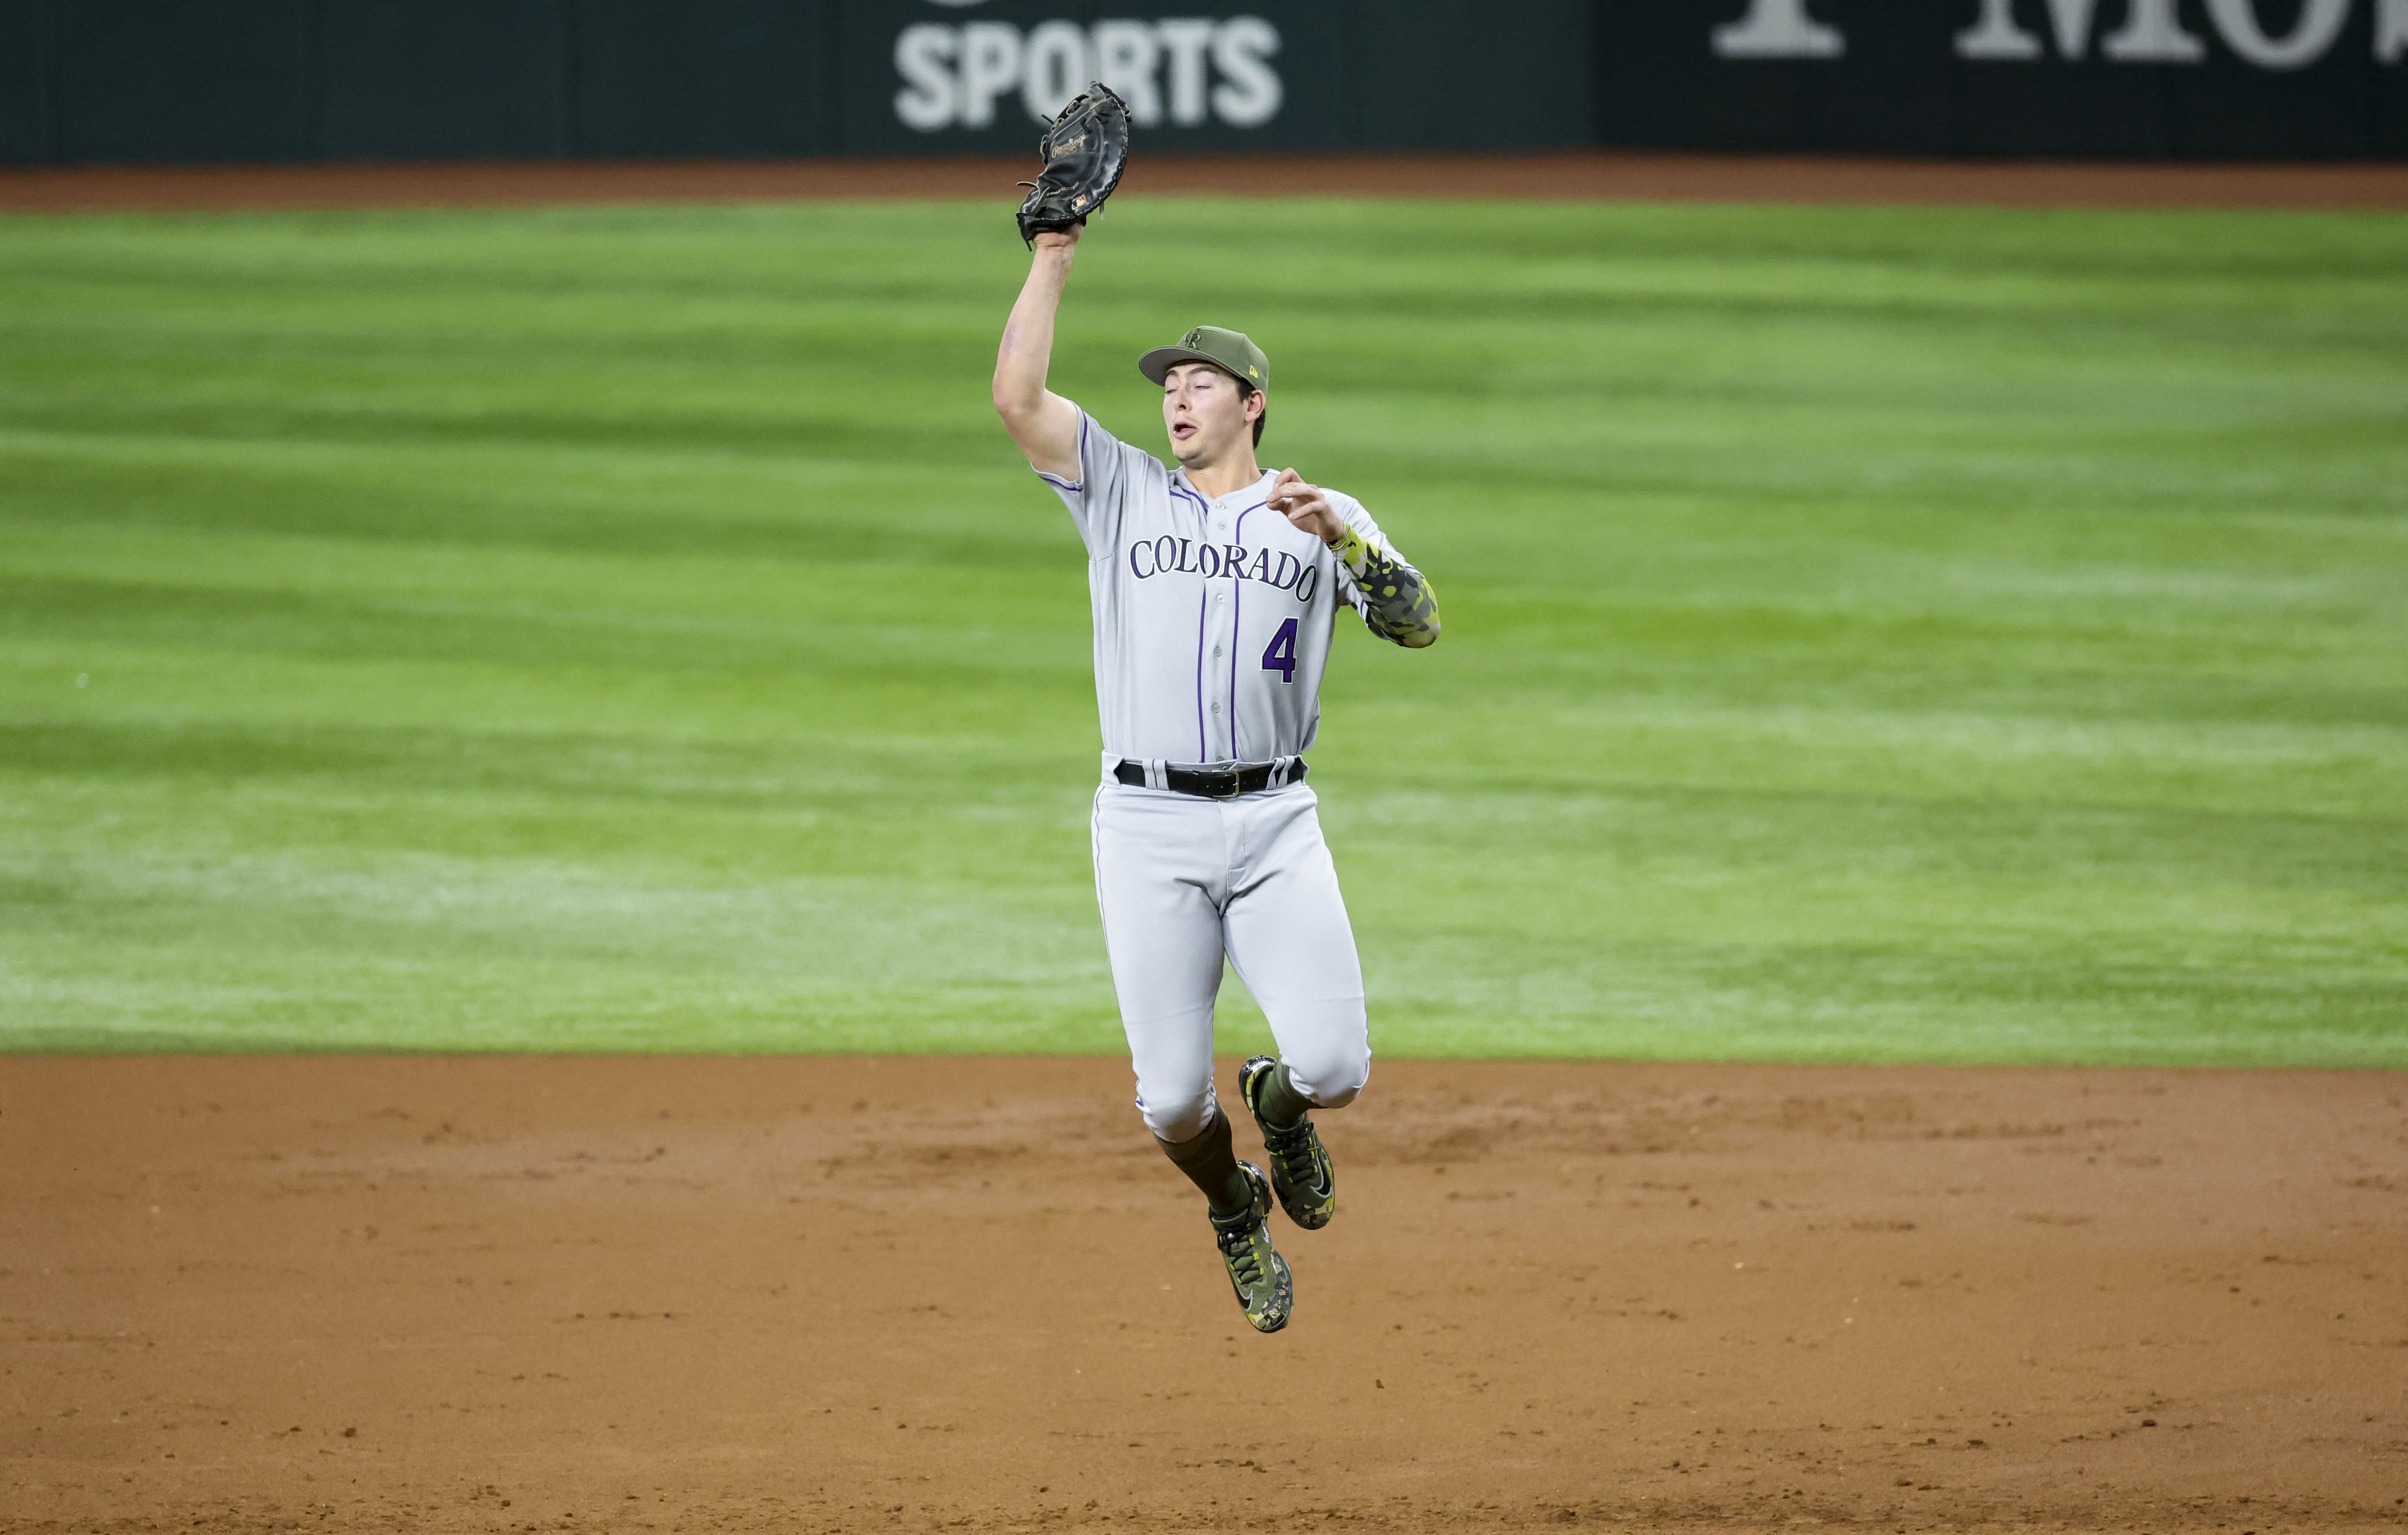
[1138,326,1268,393]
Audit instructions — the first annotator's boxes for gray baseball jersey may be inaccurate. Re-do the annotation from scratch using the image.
[1040,407,1413,769]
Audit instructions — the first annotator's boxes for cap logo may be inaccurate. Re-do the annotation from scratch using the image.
[1248,366,1258,378]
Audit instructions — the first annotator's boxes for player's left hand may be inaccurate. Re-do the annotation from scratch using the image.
[1267,468,1344,545]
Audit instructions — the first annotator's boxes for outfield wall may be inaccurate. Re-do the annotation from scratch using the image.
[0,0,2401,166]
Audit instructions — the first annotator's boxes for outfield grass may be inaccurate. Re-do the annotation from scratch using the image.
[1,198,2403,1064]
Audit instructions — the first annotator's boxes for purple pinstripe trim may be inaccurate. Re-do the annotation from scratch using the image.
[1038,413,1092,493]
[1228,499,1266,757]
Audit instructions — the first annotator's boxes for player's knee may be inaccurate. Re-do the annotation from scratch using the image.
[1284,1041,1370,1113]
[1135,1084,1217,1144]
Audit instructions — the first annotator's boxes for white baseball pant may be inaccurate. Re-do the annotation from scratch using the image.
[1091,779,1372,1144]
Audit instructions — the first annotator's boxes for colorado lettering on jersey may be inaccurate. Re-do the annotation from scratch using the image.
[1127,535,1321,604]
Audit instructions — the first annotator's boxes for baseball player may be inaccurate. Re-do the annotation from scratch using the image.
[992,216,1442,1334]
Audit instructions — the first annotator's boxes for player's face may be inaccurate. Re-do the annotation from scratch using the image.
[1162,363,1259,468]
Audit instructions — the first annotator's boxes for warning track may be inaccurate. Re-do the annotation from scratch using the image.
[2,151,2404,213]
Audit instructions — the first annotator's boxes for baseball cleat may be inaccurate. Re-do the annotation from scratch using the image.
[1210,1162,1293,1334]
[1239,1055,1336,1231]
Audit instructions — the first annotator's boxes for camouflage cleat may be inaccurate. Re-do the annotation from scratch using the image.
[1239,1055,1337,1231]
[1210,1162,1293,1334]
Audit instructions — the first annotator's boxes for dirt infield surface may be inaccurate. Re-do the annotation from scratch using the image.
[4,1057,2402,1534]
[2,153,2405,213]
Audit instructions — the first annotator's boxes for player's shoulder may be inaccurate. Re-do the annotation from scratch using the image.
[1076,407,1170,474]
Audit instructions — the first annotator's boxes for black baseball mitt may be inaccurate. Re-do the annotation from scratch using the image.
[1017,83,1130,247]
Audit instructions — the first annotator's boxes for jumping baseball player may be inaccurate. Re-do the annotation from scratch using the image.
[994,89,1441,1334]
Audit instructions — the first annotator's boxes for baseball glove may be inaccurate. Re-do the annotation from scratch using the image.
[1017,83,1130,247]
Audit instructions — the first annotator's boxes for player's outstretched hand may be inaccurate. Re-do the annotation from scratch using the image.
[1267,468,1344,544]
[1031,221,1083,253]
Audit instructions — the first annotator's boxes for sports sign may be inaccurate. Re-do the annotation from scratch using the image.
[891,16,1285,132]
[839,1,1347,151]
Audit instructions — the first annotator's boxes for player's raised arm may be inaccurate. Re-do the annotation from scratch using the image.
[993,227,1084,482]
[995,84,1129,487]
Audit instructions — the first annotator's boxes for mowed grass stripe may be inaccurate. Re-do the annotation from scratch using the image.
[1,199,2402,1062]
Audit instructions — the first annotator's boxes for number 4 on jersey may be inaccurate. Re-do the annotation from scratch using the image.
[1261,617,1299,684]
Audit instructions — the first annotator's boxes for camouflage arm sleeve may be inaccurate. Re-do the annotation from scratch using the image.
[1330,524,1442,650]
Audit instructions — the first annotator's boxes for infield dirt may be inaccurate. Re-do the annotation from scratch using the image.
[3,1056,2402,1533]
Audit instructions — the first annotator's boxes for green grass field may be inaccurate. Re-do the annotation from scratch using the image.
[2,198,2403,1064]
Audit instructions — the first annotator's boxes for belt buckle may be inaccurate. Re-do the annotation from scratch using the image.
[1200,765,1242,800]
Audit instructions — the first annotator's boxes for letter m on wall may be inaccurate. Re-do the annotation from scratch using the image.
[1713,0,1845,57]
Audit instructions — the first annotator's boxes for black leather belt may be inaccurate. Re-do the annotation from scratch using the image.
[1113,759,1304,799]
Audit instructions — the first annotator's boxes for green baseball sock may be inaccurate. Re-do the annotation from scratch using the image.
[1157,1109,1251,1216]
[1253,1062,1315,1131]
